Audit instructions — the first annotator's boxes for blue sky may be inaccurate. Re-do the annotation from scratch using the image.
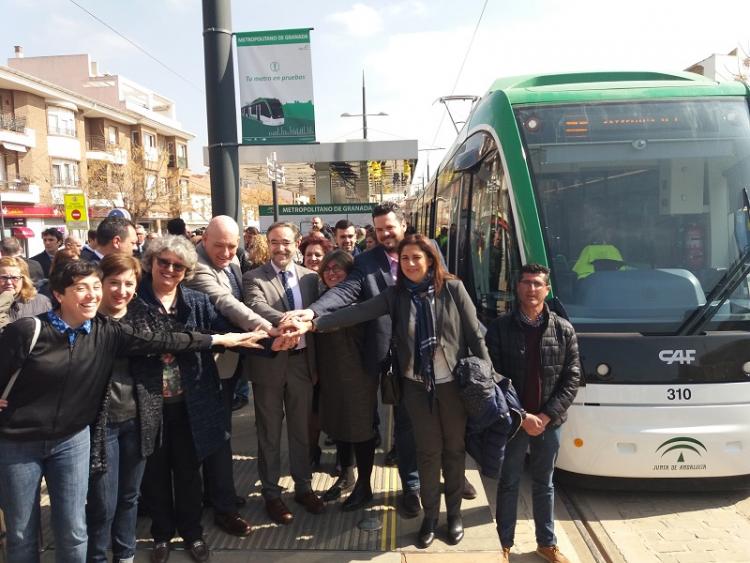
[3,0,750,183]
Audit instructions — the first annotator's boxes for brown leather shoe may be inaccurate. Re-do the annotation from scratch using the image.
[536,545,570,563]
[151,541,170,563]
[294,490,325,514]
[501,546,511,563]
[265,497,294,525]
[214,511,251,536]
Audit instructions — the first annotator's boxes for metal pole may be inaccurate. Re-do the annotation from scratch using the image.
[202,0,240,221]
[362,71,367,140]
[272,179,279,222]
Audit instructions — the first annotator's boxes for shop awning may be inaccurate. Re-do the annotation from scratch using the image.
[11,226,35,239]
[1,142,28,153]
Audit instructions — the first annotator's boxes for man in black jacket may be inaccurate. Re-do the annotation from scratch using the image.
[30,227,62,278]
[486,263,580,563]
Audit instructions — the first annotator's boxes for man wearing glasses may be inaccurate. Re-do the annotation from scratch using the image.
[485,263,581,563]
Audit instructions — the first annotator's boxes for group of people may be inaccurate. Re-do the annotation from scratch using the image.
[0,200,580,563]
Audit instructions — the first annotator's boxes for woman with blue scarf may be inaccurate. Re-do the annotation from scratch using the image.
[313,234,490,549]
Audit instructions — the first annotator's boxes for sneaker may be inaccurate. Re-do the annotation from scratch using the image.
[536,545,570,563]
[501,546,511,563]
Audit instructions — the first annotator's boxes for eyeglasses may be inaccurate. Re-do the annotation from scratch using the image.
[155,257,187,272]
[323,264,343,274]
[0,275,22,283]
[518,279,548,289]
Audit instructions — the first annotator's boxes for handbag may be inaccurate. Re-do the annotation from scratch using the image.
[380,334,401,405]
[1,317,42,406]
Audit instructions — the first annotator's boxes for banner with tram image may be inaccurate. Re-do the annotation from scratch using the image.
[236,28,316,144]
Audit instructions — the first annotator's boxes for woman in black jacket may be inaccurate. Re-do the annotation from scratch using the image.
[0,260,266,563]
[315,250,378,511]
[313,234,490,549]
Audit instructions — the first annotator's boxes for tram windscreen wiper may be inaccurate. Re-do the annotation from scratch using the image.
[677,187,750,336]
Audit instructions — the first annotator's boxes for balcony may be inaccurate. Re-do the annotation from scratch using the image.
[48,124,77,137]
[0,174,40,204]
[0,114,26,133]
[86,135,128,165]
[51,186,82,205]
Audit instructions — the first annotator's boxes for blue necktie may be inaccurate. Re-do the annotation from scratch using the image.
[279,270,296,310]
[224,267,241,300]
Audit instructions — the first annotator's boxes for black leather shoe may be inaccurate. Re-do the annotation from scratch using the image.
[462,477,477,500]
[322,474,355,502]
[187,539,210,562]
[446,515,464,545]
[151,541,170,563]
[231,397,248,411]
[341,482,373,511]
[214,511,251,537]
[417,517,437,549]
[400,490,421,518]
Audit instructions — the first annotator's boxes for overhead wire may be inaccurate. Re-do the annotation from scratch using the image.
[429,0,489,148]
[67,0,204,93]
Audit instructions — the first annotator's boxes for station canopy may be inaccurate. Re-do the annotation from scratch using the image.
[215,139,419,204]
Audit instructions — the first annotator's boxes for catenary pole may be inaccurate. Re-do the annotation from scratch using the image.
[202,0,240,222]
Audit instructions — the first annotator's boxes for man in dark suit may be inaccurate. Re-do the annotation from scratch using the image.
[30,227,62,278]
[79,217,137,263]
[243,222,323,525]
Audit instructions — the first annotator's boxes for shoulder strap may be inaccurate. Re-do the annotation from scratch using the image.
[1,317,42,401]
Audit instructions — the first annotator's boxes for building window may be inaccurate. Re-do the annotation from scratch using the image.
[107,126,118,146]
[51,160,80,187]
[47,106,76,137]
[143,132,156,149]
[177,143,188,168]
[146,174,157,199]
[180,179,189,200]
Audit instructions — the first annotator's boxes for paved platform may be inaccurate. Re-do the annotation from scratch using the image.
[28,393,594,562]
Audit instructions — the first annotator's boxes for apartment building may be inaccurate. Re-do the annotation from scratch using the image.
[0,48,194,254]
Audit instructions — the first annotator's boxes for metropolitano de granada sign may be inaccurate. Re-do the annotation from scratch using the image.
[236,28,316,145]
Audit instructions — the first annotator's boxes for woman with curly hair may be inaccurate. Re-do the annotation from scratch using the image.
[0,256,51,327]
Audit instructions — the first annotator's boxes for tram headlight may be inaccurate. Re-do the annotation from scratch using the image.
[525,116,541,132]
[595,363,611,379]
[742,361,750,375]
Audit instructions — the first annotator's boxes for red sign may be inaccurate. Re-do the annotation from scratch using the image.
[0,205,61,218]
[71,209,82,220]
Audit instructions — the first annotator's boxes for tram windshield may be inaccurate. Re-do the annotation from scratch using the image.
[517,98,750,333]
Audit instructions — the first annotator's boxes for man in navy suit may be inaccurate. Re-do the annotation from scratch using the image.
[30,227,62,278]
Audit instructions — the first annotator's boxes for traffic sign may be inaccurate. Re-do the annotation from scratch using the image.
[64,193,89,229]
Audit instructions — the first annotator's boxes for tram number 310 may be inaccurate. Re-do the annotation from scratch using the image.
[666,388,692,401]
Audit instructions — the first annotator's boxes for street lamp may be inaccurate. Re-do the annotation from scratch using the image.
[340,72,388,140]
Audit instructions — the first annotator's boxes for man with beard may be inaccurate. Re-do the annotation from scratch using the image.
[242,222,323,524]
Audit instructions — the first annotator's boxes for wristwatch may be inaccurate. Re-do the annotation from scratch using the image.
[520,409,527,420]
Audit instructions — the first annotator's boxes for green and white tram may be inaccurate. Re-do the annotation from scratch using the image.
[410,71,750,485]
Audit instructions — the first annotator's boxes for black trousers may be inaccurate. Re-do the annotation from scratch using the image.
[402,379,468,519]
[202,369,240,514]
[142,402,203,543]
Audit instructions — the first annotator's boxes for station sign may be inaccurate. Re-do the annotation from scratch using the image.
[236,28,316,145]
[64,193,89,229]
[258,203,374,232]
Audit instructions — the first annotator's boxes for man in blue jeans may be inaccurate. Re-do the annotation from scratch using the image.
[485,264,581,563]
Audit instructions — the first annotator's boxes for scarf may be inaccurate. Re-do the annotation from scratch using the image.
[405,270,437,394]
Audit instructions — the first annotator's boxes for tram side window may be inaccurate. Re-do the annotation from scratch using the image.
[469,154,520,317]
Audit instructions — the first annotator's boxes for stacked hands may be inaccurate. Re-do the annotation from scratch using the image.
[278,308,315,334]
[212,314,313,352]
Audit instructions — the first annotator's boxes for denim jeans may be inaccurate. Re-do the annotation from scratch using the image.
[496,424,561,548]
[394,400,420,493]
[0,428,90,563]
[86,419,146,563]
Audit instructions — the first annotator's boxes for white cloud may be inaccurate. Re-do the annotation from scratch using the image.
[327,3,383,37]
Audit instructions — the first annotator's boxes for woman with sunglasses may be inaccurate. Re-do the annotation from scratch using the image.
[315,250,379,511]
[0,257,51,329]
[134,235,275,563]
[311,234,490,549]
[0,260,266,563]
